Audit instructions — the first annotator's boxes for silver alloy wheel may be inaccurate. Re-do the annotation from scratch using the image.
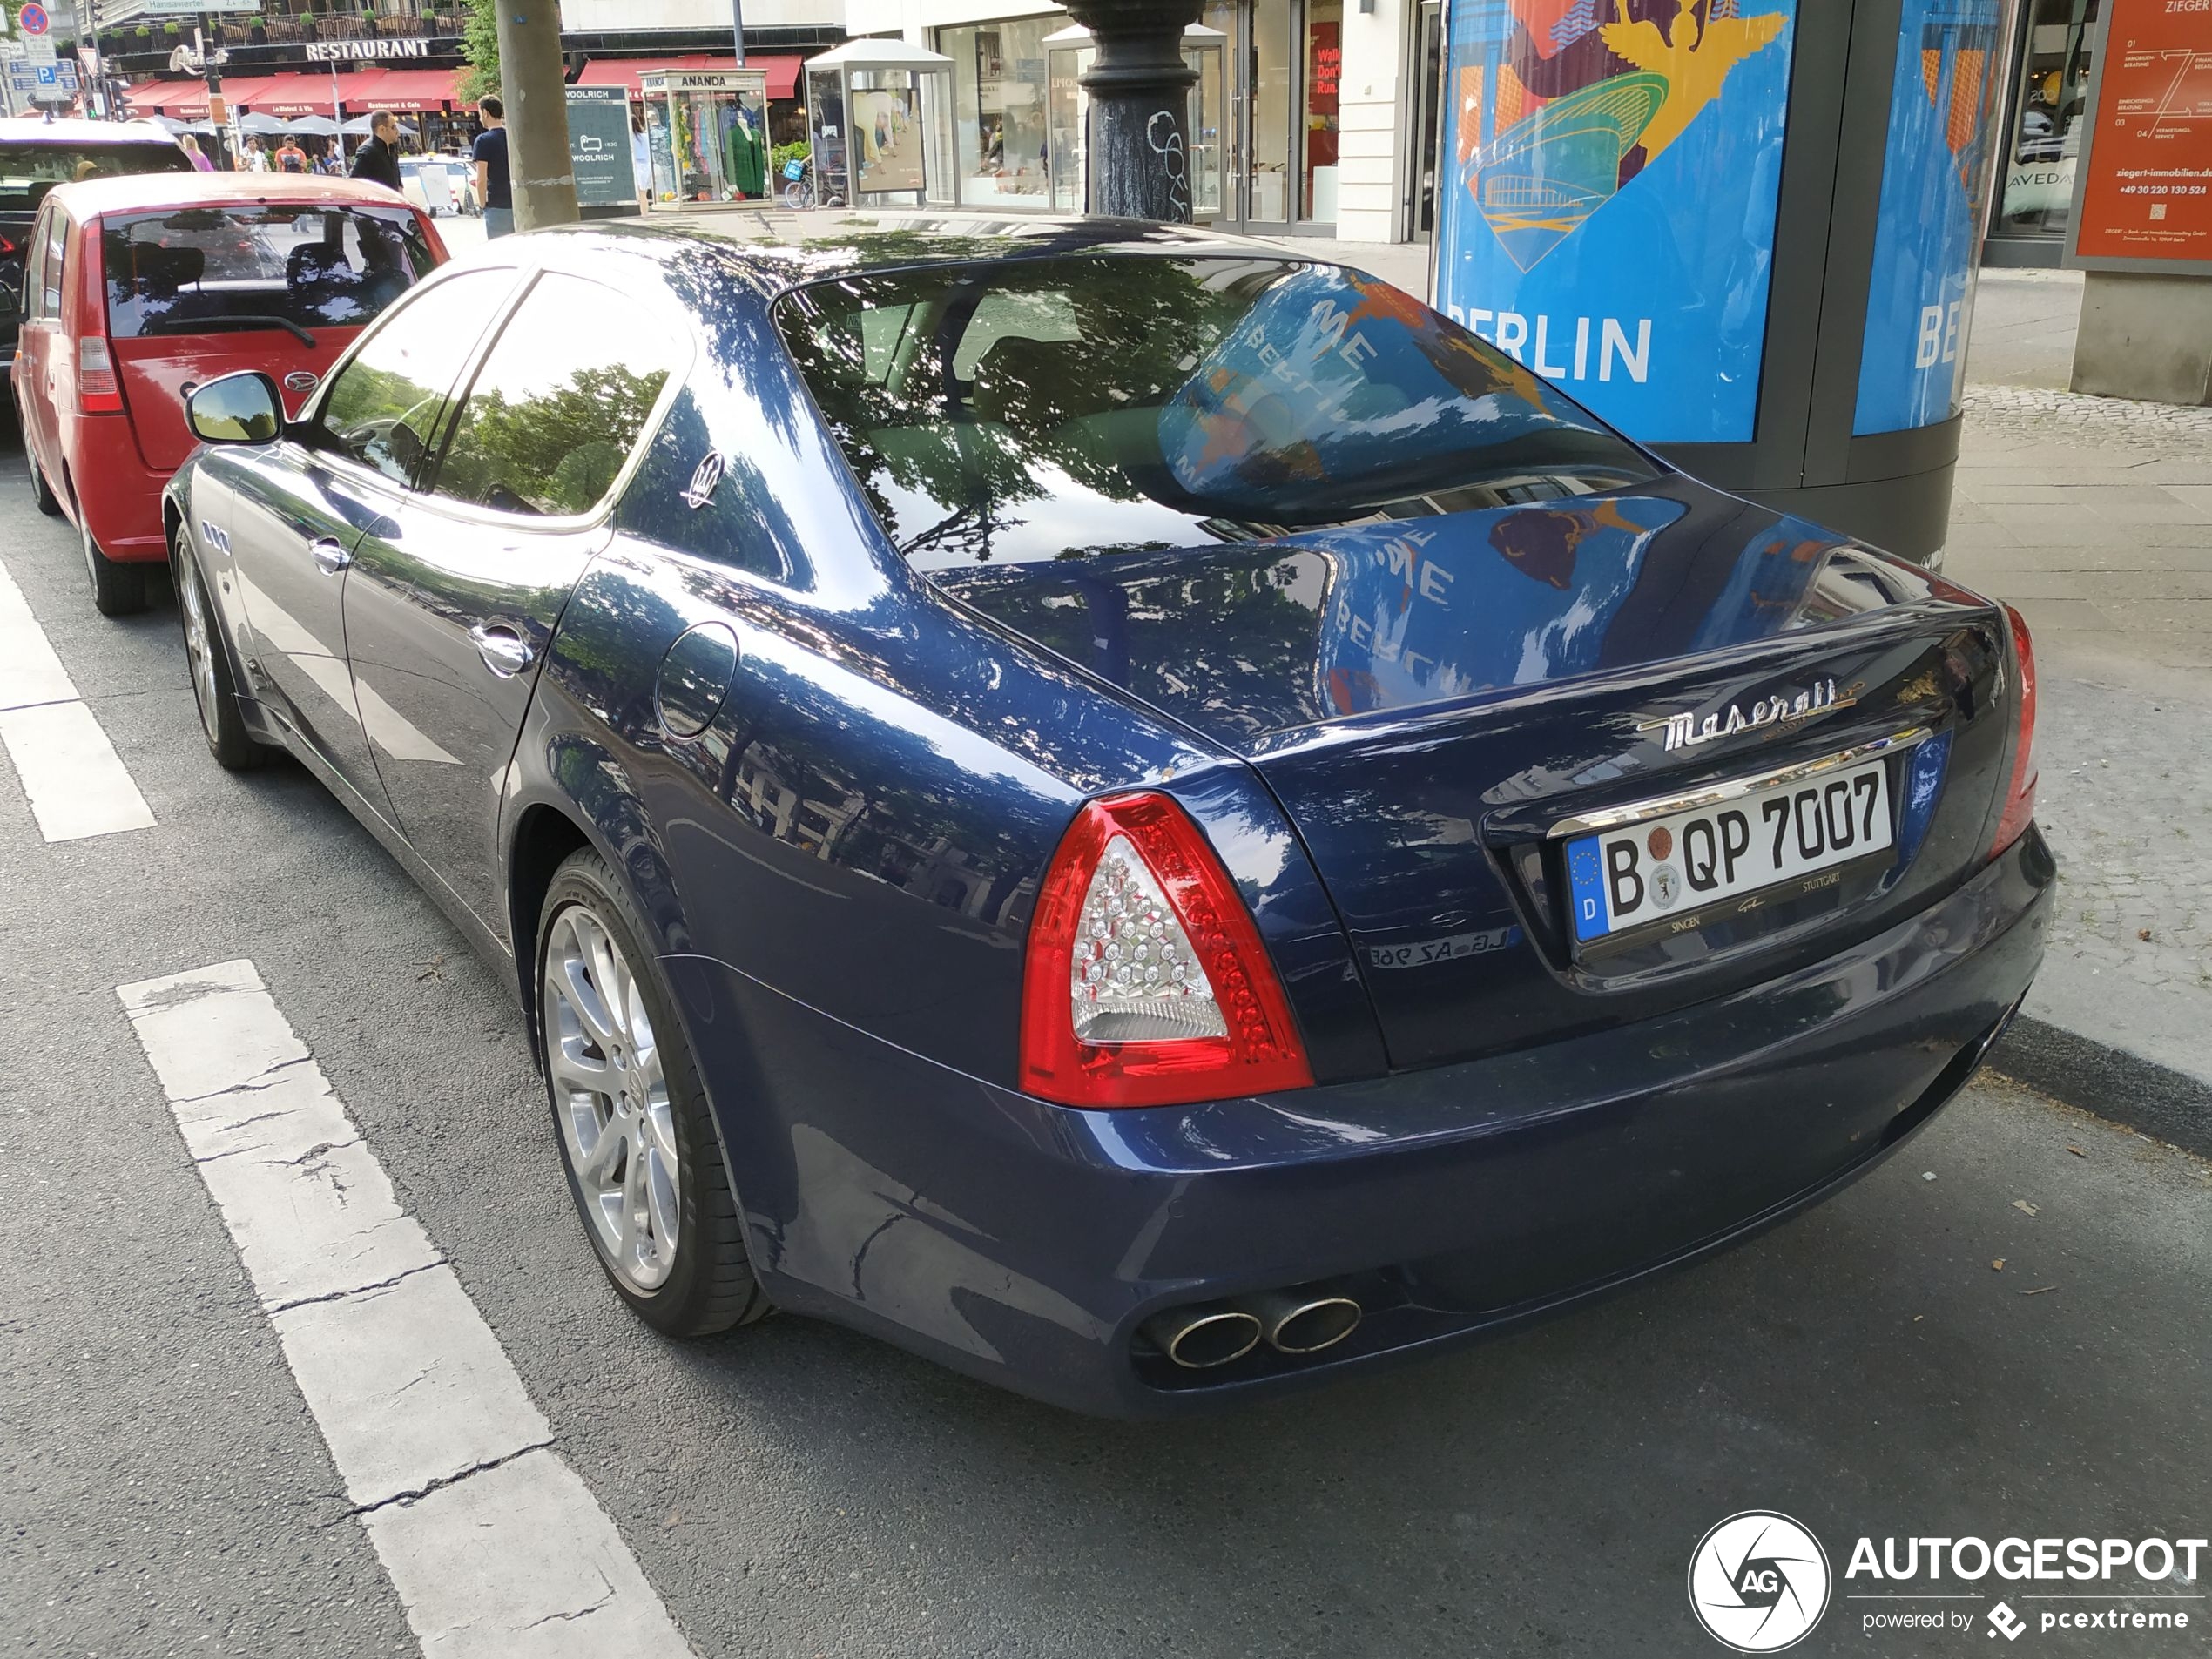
[179,557,220,741]
[543,902,680,1291]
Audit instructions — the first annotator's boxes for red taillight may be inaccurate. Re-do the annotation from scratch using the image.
[1020,792,1313,1109]
[78,335,123,415]
[1990,604,2037,858]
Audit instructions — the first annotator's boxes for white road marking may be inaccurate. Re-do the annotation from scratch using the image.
[0,560,77,711]
[119,959,696,1659]
[0,700,157,841]
[0,558,156,842]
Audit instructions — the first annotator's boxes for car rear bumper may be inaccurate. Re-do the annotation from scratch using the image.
[71,432,169,562]
[671,826,2054,1417]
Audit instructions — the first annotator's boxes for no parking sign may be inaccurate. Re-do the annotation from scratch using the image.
[17,4,51,36]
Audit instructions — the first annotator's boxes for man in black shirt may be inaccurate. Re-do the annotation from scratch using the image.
[474,96,513,237]
[349,111,404,193]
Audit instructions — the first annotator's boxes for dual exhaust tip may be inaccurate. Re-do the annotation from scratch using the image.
[1142,1287,1362,1370]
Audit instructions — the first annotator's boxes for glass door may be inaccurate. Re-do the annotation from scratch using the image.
[1406,0,1443,241]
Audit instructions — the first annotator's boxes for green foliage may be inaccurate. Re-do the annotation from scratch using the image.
[459,0,501,104]
[440,365,671,517]
[771,140,810,175]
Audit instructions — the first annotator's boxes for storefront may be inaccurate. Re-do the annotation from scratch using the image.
[637,68,773,203]
[1983,0,2099,266]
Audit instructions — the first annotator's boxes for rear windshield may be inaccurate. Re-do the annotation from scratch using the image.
[774,255,1658,570]
[0,141,189,212]
[103,205,435,341]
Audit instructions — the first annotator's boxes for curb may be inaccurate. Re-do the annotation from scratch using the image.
[1986,1015,2212,1161]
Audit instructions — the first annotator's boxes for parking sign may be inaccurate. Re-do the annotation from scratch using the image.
[18,3,50,35]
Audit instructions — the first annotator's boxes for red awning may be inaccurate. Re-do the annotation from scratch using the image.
[341,66,470,111]
[577,53,803,101]
[192,71,339,116]
[123,78,209,118]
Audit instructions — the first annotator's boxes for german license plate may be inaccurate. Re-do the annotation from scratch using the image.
[1566,758,1894,942]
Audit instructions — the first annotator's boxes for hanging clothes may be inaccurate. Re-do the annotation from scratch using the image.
[725,104,766,199]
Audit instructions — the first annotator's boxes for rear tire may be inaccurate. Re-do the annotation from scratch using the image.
[28,451,62,518]
[174,529,267,772]
[536,847,767,1338]
[80,496,146,617]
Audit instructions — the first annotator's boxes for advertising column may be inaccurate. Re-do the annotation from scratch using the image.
[2064,0,2212,403]
[1852,0,2006,435]
[1433,0,1799,445]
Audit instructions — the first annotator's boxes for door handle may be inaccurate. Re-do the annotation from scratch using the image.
[309,537,353,575]
[469,623,537,679]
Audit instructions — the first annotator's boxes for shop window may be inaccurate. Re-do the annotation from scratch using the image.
[1995,0,2098,242]
[942,17,1055,207]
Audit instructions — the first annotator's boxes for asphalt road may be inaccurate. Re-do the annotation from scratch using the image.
[2,431,2208,1659]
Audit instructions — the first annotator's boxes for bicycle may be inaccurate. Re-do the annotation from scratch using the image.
[780,158,813,211]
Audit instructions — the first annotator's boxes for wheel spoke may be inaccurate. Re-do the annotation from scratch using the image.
[644,1149,680,1254]
[590,932,631,1045]
[576,1116,624,1184]
[638,1099,678,1165]
[559,955,624,1054]
[550,1042,614,1101]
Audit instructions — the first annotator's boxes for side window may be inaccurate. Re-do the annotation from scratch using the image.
[20,208,48,321]
[314,270,513,485]
[430,273,684,519]
[38,211,67,319]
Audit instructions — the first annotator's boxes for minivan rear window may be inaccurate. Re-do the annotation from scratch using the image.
[102,205,435,341]
[775,255,1658,570]
[0,141,188,212]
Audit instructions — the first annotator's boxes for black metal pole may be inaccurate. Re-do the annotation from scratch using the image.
[730,0,747,67]
[1062,0,1201,221]
[199,13,232,169]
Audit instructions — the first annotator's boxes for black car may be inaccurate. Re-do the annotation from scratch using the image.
[0,117,190,374]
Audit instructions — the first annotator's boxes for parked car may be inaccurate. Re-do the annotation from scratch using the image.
[0,117,191,377]
[14,172,446,615]
[162,217,2049,1416]
[399,153,477,218]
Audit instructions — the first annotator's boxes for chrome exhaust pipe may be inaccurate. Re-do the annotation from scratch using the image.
[1246,1287,1362,1354]
[1140,1305,1263,1369]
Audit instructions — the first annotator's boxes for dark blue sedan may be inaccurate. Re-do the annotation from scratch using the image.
[163,215,2050,1416]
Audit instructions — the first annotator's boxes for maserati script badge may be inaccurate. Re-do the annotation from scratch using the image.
[1642,678,1855,752]
[681,449,725,510]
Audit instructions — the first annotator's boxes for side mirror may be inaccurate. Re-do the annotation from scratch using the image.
[186,371,284,445]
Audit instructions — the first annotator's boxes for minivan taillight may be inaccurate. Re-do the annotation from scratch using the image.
[1020,792,1313,1109]
[1990,604,2037,858]
[78,336,123,415]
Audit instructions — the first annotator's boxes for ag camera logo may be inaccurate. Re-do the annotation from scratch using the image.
[1689,1511,1832,1652]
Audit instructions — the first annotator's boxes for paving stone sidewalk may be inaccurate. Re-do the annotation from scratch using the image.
[1951,273,2212,1096]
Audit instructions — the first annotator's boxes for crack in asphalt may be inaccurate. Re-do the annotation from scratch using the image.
[172,1054,316,1105]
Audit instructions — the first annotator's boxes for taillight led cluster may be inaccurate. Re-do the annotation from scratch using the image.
[1990,604,2037,859]
[1021,792,1312,1109]
[77,337,123,415]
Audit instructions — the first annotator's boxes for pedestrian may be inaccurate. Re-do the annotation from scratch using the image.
[245,137,269,173]
[473,96,512,238]
[273,135,308,174]
[179,132,214,172]
[631,110,651,213]
[349,110,403,193]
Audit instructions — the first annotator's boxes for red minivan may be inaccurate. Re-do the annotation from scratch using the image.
[13,172,447,614]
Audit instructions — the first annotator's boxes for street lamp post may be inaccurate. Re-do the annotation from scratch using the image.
[1061,0,1202,221]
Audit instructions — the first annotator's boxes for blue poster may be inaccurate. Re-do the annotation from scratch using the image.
[1434,0,1798,445]
[1852,0,2004,435]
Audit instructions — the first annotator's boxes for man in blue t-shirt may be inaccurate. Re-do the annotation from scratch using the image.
[474,96,513,237]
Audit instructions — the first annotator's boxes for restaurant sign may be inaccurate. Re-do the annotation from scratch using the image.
[306,37,433,62]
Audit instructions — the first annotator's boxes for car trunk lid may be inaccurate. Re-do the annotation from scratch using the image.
[112,329,348,471]
[936,478,2018,1071]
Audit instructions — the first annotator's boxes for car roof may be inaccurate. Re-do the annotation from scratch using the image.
[48,172,415,219]
[535,209,1313,300]
[0,117,181,146]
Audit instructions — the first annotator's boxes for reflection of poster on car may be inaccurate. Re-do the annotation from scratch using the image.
[1851,0,2004,435]
[853,89,925,194]
[2070,0,2212,269]
[1433,0,1797,445]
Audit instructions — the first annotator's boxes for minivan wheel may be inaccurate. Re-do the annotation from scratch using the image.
[536,847,768,1337]
[80,499,146,617]
[28,451,62,518]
